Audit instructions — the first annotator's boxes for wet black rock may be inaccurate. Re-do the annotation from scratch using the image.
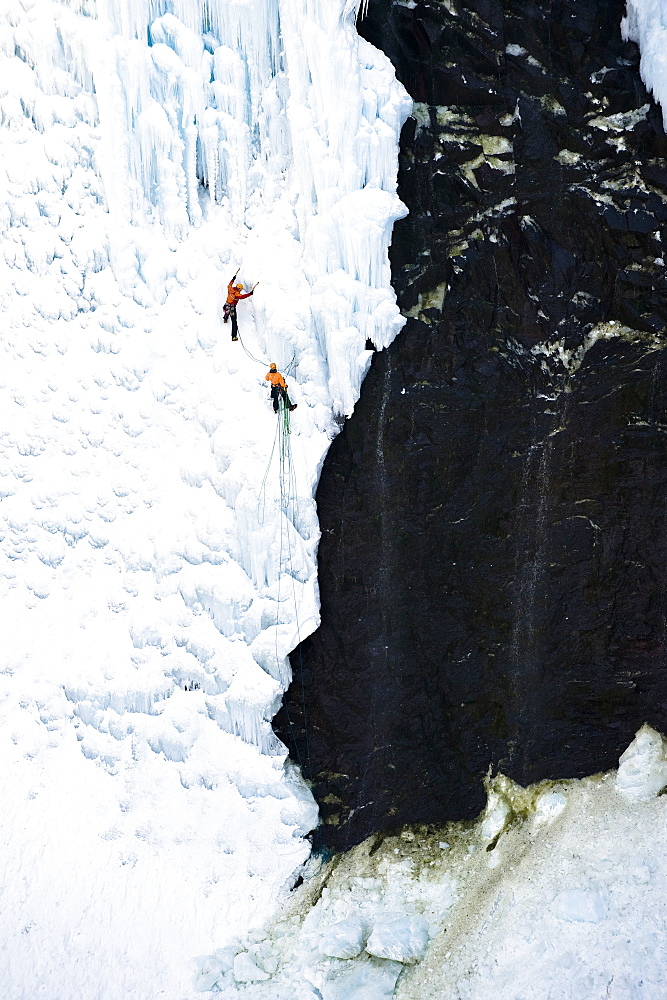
[275,0,667,851]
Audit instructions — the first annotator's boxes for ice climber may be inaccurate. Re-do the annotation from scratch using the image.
[266,363,297,413]
[224,269,257,341]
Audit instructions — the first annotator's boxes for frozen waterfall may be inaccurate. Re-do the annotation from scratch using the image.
[0,1,410,997]
[622,0,667,127]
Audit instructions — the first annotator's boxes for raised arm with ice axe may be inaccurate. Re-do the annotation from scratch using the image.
[224,269,258,341]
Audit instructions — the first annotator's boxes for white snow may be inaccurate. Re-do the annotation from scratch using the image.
[0,0,410,997]
[192,949,237,994]
[233,952,271,984]
[622,0,667,127]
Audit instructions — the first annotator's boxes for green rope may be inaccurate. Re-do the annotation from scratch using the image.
[276,397,311,776]
[258,392,312,779]
[276,398,312,778]
[257,413,281,526]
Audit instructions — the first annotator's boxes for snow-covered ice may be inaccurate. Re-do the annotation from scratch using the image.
[0,1,410,997]
[318,915,367,959]
[365,913,430,963]
[623,0,667,127]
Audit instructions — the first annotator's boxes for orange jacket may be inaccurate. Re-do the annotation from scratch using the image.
[226,277,254,305]
[266,370,287,389]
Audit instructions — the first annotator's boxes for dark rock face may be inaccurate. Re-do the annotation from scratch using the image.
[274,0,667,851]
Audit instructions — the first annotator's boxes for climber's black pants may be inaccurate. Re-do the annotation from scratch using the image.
[270,385,291,412]
[224,302,238,339]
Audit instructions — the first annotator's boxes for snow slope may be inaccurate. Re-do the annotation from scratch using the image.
[0,2,410,997]
[215,726,667,999]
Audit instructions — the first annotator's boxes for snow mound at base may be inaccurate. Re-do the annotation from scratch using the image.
[215,726,667,1000]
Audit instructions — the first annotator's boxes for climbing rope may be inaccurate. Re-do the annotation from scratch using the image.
[237,329,297,378]
[237,329,269,367]
[257,414,281,527]
[279,405,313,781]
[256,389,312,780]
[239,318,310,776]
[256,360,296,525]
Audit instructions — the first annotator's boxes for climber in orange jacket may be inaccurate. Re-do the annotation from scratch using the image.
[266,363,297,413]
[224,269,258,341]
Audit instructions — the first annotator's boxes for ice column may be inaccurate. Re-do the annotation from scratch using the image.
[622,0,667,127]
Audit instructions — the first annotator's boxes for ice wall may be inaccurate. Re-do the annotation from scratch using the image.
[0,1,410,996]
[622,0,667,126]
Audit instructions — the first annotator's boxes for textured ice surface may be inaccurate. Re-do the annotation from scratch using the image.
[365,914,430,963]
[0,1,409,997]
[318,916,367,959]
[615,722,667,799]
[233,952,271,984]
[320,957,403,1000]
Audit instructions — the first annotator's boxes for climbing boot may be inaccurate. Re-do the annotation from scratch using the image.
[231,335,238,341]
[289,404,297,412]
